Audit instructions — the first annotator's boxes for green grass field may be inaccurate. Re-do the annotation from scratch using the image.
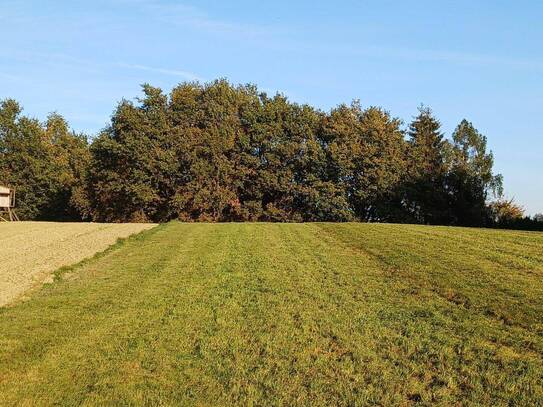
[1,223,542,405]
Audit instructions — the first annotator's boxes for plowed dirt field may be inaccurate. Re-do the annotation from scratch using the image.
[0,222,156,306]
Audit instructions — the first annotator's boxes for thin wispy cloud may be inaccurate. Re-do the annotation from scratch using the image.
[0,49,203,83]
[381,47,543,72]
[119,63,203,82]
[328,44,543,72]
[113,0,272,37]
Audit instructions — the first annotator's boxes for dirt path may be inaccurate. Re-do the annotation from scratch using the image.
[0,222,156,306]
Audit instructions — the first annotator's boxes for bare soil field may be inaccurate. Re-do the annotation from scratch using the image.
[0,222,156,306]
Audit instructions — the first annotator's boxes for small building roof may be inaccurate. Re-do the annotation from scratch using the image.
[0,185,11,194]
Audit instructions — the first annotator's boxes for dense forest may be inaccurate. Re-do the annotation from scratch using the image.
[1,79,541,229]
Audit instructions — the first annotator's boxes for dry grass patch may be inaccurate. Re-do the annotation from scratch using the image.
[0,221,156,306]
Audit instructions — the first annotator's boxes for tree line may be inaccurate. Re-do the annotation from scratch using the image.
[1,79,541,229]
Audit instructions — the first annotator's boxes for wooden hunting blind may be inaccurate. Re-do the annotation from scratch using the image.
[0,185,19,221]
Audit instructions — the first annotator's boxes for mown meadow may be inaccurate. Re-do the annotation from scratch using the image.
[1,222,542,405]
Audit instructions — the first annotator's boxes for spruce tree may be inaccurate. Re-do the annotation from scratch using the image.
[405,106,450,224]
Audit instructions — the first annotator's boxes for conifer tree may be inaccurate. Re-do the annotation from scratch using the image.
[405,106,450,224]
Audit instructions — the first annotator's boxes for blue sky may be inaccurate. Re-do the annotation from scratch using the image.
[1,0,542,214]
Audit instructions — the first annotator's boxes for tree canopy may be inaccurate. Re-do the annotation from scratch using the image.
[0,99,89,220]
[1,79,539,229]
